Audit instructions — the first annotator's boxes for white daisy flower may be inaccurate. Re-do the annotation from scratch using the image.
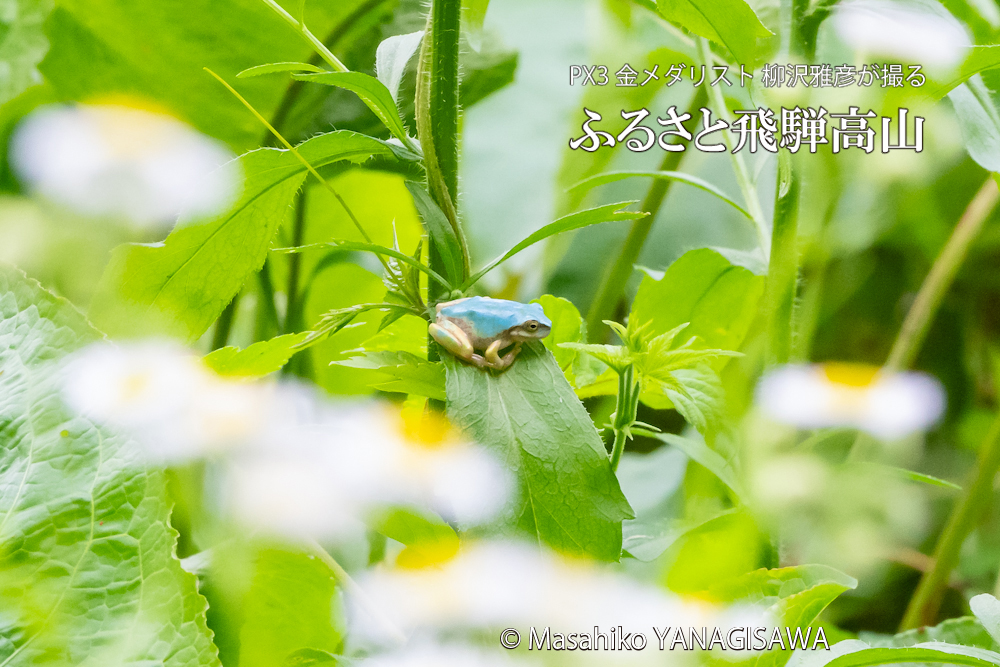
[223,403,512,541]
[755,363,945,439]
[351,541,715,647]
[11,102,240,229]
[62,341,274,462]
[833,0,970,74]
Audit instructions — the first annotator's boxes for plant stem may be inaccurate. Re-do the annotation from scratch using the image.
[610,365,640,472]
[416,0,470,298]
[260,0,349,73]
[285,189,308,334]
[585,87,708,341]
[885,177,999,372]
[799,0,842,61]
[212,295,240,350]
[762,151,801,365]
[900,411,1000,630]
[697,38,769,250]
[256,258,280,341]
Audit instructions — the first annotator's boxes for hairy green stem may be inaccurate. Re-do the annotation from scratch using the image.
[799,0,842,61]
[697,38,769,250]
[610,365,640,472]
[416,0,470,295]
[762,152,801,365]
[886,177,999,372]
[585,87,708,341]
[900,412,1000,629]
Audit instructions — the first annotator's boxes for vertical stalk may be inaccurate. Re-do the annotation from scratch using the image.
[886,178,999,372]
[900,412,1000,629]
[610,364,640,472]
[416,0,469,302]
[285,189,308,334]
[762,152,801,365]
[697,38,769,250]
[585,87,708,341]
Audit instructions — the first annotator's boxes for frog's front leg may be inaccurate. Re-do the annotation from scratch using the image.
[430,320,492,368]
[484,340,522,370]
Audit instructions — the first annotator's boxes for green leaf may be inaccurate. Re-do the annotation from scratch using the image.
[863,464,962,492]
[650,365,727,435]
[237,547,344,667]
[375,31,424,103]
[237,61,326,78]
[949,73,1000,172]
[635,430,743,499]
[632,247,765,356]
[821,644,1000,667]
[369,507,459,567]
[461,0,490,50]
[927,46,1000,99]
[463,202,647,289]
[716,565,858,667]
[405,182,466,285]
[973,594,1000,647]
[568,171,751,219]
[0,265,219,665]
[204,332,309,377]
[656,0,772,66]
[294,71,412,146]
[39,0,378,151]
[279,239,453,291]
[90,131,392,342]
[334,351,446,400]
[460,35,518,107]
[444,342,633,561]
[533,295,585,373]
[861,616,999,651]
[0,0,51,107]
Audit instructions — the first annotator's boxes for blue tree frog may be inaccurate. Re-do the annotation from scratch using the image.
[429,296,552,370]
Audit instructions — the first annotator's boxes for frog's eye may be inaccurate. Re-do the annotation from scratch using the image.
[526,321,539,331]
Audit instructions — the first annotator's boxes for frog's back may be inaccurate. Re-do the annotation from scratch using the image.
[439,296,527,339]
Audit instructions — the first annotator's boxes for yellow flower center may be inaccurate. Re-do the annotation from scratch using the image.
[83,98,180,159]
[821,362,881,388]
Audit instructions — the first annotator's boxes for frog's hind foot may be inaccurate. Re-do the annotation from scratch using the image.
[484,341,522,371]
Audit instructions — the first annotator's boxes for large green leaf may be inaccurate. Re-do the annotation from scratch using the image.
[635,430,744,500]
[89,131,393,342]
[861,616,999,651]
[715,565,857,667]
[0,0,51,107]
[39,0,382,150]
[949,73,1000,172]
[533,294,585,375]
[0,265,219,666]
[237,547,344,667]
[334,350,446,400]
[444,342,633,561]
[816,644,1000,667]
[631,248,765,355]
[656,0,772,66]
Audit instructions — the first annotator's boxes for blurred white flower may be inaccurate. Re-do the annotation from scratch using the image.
[11,102,240,229]
[63,341,274,462]
[224,405,512,540]
[834,1,970,74]
[756,363,945,439]
[360,643,529,667]
[352,541,719,646]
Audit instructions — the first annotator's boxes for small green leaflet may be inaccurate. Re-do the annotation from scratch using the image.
[656,0,772,66]
[294,71,414,148]
[204,333,309,377]
[334,351,446,400]
[406,181,467,285]
[568,170,751,219]
[375,31,424,103]
[237,62,326,78]
[462,202,646,289]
